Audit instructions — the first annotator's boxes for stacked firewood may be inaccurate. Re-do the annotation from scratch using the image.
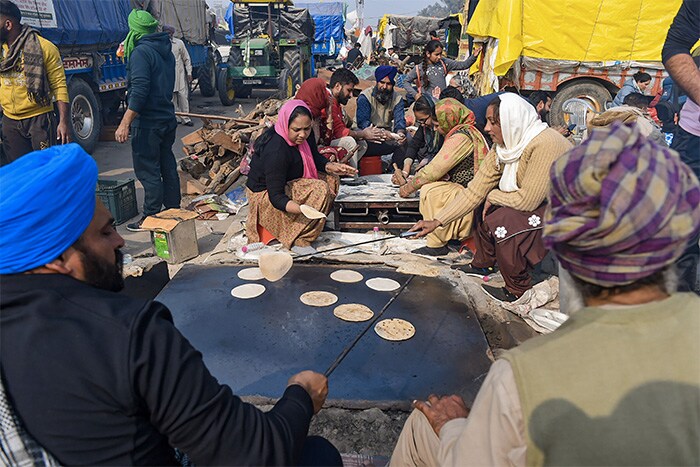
[178,98,285,195]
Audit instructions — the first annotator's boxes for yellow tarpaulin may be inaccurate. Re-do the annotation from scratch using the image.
[466,0,682,76]
[378,15,389,39]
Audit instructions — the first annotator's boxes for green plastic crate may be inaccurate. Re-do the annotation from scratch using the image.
[96,179,138,225]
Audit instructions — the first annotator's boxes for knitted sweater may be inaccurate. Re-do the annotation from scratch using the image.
[435,128,572,226]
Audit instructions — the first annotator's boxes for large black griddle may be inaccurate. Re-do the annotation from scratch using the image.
[156,264,492,408]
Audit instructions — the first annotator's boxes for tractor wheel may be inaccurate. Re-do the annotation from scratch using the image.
[228,47,244,67]
[282,49,302,95]
[550,79,612,127]
[198,53,217,97]
[68,78,102,153]
[278,69,292,99]
[218,68,235,106]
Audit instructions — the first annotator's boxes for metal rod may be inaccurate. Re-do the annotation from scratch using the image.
[294,232,418,260]
[324,275,415,377]
[175,112,258,124]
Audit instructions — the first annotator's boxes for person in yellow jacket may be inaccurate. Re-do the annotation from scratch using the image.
[0,0,70,164]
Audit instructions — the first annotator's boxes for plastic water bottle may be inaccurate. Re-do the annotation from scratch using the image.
[241,242,265,253]
[372,227,382,253]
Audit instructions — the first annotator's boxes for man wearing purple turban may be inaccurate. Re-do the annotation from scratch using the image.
[390,123,700,466]
[356,65,407,158]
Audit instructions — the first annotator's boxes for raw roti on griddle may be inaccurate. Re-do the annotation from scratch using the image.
[366,277,401,292]
[231,283,266,299]
[330,269,364,283]
[237,267,265,281]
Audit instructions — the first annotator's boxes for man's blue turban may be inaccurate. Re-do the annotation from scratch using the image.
[0,144,98,274]
[375,65,398,85]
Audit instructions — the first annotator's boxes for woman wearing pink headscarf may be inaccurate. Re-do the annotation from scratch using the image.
[246,100,356,248]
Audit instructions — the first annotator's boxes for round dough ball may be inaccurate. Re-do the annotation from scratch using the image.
[231,283,266,299]
[374,318,415,341]
[366,277,401,292]
[300,291,338,307]
[237,267,265,281]
[333,303,374,322]
[330,269,364,283]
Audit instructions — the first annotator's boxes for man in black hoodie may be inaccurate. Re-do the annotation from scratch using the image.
[116,9,181,232]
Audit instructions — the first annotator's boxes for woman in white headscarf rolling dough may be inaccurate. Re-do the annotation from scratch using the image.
[408,93,572,303]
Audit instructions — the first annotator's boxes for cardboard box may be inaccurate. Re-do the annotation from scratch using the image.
[141,209,199,264]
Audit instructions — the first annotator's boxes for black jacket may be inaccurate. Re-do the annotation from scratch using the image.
[127,32,177,128]
[0,274,314,465]
[404,125,443,162]
[346,47,363,64]
[246,132,329,211]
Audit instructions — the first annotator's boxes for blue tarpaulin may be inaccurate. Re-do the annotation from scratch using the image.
[224,3,234,40]
[297,2,345,57]
[33,0,131,53]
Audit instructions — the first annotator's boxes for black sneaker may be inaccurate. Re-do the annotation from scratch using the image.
[481,284,518,303]
[126,217,147,232]
[412,245,450,257]
[452,263,498,278]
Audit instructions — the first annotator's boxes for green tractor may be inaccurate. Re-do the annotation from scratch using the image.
[218,0,315,105]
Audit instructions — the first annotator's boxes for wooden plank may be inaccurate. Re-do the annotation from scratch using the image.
[207,131,244,155]
[215,167,241,195]
[181,129,204,146]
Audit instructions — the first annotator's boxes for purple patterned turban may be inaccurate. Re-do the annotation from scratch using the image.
[543,122,700,287]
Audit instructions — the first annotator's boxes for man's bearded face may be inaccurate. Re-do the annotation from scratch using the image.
[76,243,125,292]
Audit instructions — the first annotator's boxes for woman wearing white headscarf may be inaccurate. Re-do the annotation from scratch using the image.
[409,93,573,302]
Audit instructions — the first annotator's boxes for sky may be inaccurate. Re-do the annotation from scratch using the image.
[360,0,436,24]
[213,0,437,28]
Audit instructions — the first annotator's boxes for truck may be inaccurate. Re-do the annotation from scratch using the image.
[218,0,315,105]
[377,15,442,63]
[18,0,131,152]
[138,0,221,100]
[296,2,346,66]
[464,0,683,126]
[19,0,218,153]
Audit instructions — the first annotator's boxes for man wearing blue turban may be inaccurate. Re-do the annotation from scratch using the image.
[356,65,407,158]
[0,146,341,465]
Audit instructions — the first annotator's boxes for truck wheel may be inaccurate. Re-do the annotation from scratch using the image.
[68,78,102,153]
[199,54,217,97]
[550,80,612,127]
[218,68,235,106]
[282,49,302,97]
